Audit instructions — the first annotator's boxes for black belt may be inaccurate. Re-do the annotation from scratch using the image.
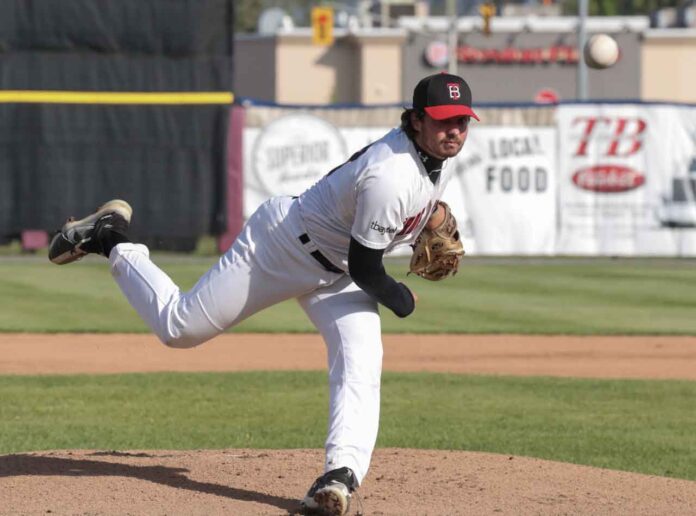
[299,233,343,274]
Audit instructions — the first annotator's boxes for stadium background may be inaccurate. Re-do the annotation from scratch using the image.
[1,1,696,514]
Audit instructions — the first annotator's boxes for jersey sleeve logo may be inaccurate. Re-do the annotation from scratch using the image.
[369,221,397,235]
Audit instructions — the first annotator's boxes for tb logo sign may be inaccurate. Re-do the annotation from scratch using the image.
[572,117,647,157]
[571,116,647,193]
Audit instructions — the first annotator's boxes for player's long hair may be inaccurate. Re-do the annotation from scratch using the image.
[400,108,424,140]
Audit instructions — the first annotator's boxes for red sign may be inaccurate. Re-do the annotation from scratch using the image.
[424,41,449,68]
[572,165,645,193]
[456,45,579,65]
[535,89,559,104]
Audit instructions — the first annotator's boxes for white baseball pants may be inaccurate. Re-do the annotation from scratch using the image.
[108,196,382,484]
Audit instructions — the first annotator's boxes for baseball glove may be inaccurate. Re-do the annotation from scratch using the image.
[409,201,465,281]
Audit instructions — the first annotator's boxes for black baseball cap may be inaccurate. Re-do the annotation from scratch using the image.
[412,73,479,121]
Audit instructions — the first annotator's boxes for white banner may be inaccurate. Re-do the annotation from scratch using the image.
[443,127,557,255]
[243,114,387,217]
[244,114,350,214]
[556,104,696,256]
[243,115,558,255]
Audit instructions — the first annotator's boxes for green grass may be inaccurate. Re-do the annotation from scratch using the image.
[1,371,694,480]
[3,254,693,484]
[2,256,696,334]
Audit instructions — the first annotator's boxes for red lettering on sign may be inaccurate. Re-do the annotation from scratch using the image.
[572,165,645,193]
[572,117,647,157]
[606,118,647,157]
[454,45,579,65]
[572,117,611,156]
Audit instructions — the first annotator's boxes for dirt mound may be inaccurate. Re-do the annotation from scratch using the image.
[1,448,695,515]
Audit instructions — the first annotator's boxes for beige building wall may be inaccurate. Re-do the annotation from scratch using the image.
[234,30,405,105]
[275,32,358,104]
[237,26,695,106]
[355,34,405,104]
[642,29,696,103]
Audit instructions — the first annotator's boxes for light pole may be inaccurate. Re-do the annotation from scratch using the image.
[577,0,589,100]
[447,0,457,74]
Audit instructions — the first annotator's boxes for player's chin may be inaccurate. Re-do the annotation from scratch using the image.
[440,142,463,157]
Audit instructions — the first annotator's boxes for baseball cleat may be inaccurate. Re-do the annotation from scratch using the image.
[48,199,132,265]
[301,467,357,516]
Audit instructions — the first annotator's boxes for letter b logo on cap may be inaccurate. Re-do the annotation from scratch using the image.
[447,83,461,100]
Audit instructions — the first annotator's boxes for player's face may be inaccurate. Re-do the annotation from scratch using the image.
[412,113,470,159]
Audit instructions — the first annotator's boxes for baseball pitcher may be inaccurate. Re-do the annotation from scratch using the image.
[48,72,477,516]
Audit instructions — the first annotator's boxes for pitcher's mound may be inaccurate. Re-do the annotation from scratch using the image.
[1,448,694,515]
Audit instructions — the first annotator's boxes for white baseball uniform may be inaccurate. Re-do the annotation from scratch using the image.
[108,127,453,484]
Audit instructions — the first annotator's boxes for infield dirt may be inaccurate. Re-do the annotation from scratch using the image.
[1,333,695,515]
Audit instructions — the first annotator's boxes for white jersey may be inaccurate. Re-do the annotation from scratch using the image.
[298,127,452,271]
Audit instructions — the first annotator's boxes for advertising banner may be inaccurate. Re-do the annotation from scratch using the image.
[243,114,385,216]
[443,127,557,255]
[244,116,557,255]
[556,104,696,256]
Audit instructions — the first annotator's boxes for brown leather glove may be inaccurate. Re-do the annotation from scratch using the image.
[409,201,465,281]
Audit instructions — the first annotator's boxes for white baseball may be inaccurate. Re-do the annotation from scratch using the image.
[584,34,619,69]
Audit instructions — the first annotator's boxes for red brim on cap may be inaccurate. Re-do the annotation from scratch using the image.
[425,105,480,121]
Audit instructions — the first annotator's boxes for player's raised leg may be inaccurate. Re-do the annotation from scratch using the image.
[109,196,343,348]
[51,196,344,349]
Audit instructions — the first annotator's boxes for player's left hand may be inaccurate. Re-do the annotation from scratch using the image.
[408,201,465,281]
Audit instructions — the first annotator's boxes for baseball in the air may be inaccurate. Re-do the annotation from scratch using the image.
[584,34,620,69]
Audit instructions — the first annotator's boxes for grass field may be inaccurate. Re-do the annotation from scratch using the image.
[1,371,695,480]
[2,255,695,483]
[1,255,696,334]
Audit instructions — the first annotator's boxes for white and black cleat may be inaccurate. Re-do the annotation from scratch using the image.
[48,199,132,265]
[301,467,357,516]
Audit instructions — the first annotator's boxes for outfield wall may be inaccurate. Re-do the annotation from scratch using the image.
[239,101,696,257]
[0,0,234,251]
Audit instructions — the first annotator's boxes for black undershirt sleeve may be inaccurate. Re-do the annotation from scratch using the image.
[348,237,415,318]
